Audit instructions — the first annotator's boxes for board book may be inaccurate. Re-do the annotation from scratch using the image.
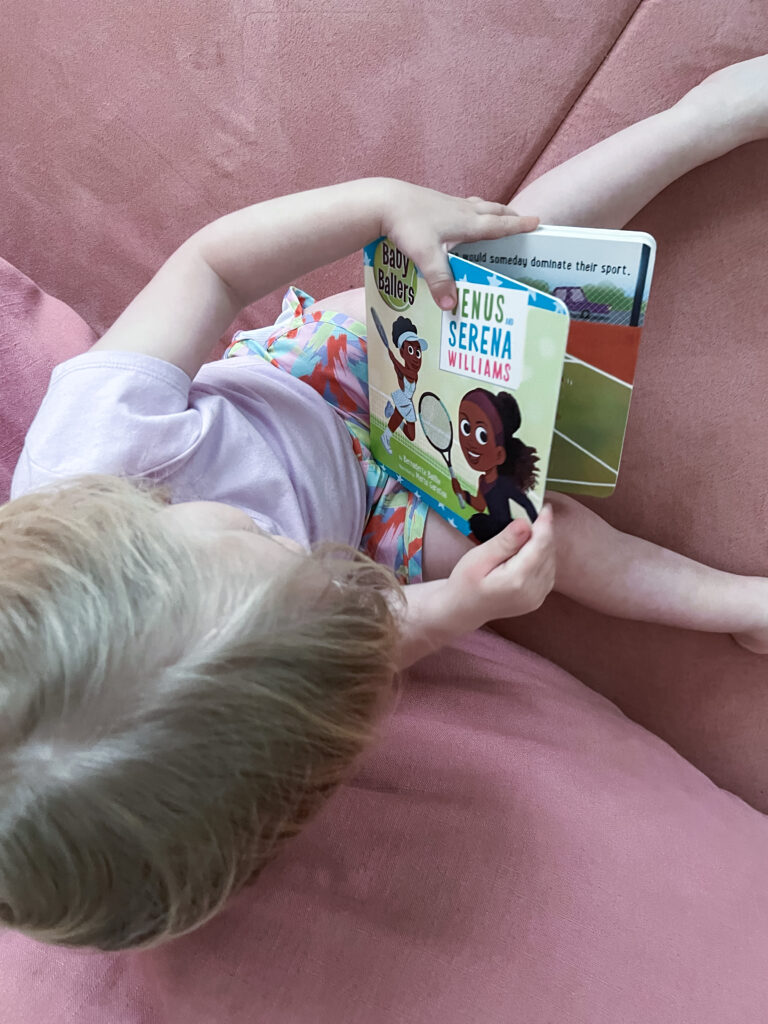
[452,225,656,497]
[364,236,570,540]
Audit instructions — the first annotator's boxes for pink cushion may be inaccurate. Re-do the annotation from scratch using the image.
[0,258,95,501]
[2,631,767,1023]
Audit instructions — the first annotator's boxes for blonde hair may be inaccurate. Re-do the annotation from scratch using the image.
[0,476,402,950]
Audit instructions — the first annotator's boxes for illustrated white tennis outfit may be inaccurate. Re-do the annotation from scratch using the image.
[381,329,428,453]
[391,378,417,422]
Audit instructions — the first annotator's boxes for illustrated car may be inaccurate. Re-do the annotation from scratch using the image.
[553,286,611,318]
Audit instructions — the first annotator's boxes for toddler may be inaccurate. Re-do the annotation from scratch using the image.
[1,57,767,951]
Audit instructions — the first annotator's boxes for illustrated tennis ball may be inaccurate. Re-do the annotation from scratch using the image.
[373,238,418,312]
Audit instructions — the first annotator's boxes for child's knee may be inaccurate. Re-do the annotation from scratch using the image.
[544,490,581,525]
[543,490,597,562]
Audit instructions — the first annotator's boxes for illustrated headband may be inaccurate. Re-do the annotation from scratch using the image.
[396,330,429,352]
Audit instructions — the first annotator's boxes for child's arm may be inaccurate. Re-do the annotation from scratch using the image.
[394,507,554,669]
[92,179,537,378]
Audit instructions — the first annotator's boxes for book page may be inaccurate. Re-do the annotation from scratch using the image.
[453,227,657,496]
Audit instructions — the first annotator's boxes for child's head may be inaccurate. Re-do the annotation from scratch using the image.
[458,389,539,490]
[0,476,401,951]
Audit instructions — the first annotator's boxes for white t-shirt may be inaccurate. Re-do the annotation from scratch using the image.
[12,350,368,550]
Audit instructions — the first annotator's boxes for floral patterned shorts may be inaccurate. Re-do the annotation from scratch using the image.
[224,287,428,585]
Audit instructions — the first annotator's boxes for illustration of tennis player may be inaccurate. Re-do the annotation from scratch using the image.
[451,388,539,541]
[371,311,428,454]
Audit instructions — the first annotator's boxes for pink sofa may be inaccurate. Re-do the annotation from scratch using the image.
[1,0,767,1020]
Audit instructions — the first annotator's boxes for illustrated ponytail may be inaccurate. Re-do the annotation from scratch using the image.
[500,437,539,491]
[494,392,539,491]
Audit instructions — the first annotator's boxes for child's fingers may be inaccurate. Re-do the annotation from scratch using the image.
[519,504,554,554]
[469,211,540,239]
[393,194,539,310]
[414,245,459,311]
[531,502,554,540]
[465,197,511,215]
[500,505,554,576]
[465,197,535,221]
[461,518,532,577]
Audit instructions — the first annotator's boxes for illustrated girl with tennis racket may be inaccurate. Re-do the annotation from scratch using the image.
[451,388,539,542]
[378,315,429,454]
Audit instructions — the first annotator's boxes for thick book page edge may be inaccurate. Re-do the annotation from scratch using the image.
[529,224,657,250]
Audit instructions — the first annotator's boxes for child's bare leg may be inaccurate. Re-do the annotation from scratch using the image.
[510,56,768,229]
[543,495,768,651]
[422,497,768,652]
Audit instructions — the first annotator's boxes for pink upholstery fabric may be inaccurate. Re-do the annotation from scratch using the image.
[0,259,95,502]
[2,631,768,1024]
[2,0,768,1019]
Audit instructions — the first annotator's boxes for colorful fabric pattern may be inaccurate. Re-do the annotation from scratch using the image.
[225,288,427,585]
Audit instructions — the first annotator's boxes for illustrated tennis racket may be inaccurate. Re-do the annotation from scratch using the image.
[370,307,390,349]
[418,392,466,509]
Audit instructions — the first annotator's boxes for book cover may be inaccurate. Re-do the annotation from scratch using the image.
[364,237,569,539]
[453,226,656,497]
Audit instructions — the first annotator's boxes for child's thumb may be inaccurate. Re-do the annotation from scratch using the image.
[470,519,532,574]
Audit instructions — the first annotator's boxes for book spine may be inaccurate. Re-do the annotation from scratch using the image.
[630,243,652,327]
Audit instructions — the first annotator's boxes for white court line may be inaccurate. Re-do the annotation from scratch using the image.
[553,429,618,475]
[546,478,615,487]
[563,353,632,389]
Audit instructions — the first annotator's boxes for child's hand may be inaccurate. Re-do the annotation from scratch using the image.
[380,180,540,311]
[448,506,555,627]
[395,507,554,668]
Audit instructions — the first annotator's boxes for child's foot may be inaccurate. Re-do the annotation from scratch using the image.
[385,400,394,418]
[732,626,768,655]
[675,55,768,148]
[381,427,393,454]
[730,576,768,653]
